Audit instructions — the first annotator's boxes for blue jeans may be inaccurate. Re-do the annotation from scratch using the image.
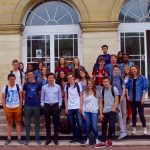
[84,112,98,139]
[68,109,83,141]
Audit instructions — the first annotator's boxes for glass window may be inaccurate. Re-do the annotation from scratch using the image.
[119,0,150,23]
[120,32,145,75]
[54,34,78,67]
[26,1,79,26]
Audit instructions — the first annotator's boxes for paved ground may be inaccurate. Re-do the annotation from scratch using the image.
[0,146,149,150]
[0,140,150,149]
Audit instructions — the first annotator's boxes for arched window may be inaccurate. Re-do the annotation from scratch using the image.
[23,1,81,72]
[26,1,79,26]
[119,0,150,23]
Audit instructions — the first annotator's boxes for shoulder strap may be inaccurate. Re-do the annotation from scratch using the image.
[119,76,123,87]
[111,86,115,98]
[5,85,8,100]
[16,84,20,95]
[66,83,70,96]
[102,87,105,100]
[20,71,23,84]
[75,83,80,96]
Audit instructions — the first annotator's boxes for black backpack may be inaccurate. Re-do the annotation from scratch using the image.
[10,70,23,84]
[66,82,80,96]
[5,84,20,100]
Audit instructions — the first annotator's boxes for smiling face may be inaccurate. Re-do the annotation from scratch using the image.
[87,80,93,89]
[59,71,65,79]
[113,67,120,76]
[67,74,75,84]
[131,66,138,76]
[8,76,16,86]
[27,72,35,82]
[47,75,55,85]
[79,70,85,78]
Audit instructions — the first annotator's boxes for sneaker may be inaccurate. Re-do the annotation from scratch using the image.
[24,139,30,145]
[4,139,11,145]
[143,127,148,135]
[18,139,24,144]
[107,139,112,147]
[35,139,41,145]
[117,132,128,140]
[96,139,99,145]
[95,142,106,148]
[85,139,89,145]
[131,127,136,135]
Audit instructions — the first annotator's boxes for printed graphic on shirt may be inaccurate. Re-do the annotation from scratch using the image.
[6,89,19,108]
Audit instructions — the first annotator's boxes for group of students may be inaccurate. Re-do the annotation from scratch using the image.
[1,44,149,148]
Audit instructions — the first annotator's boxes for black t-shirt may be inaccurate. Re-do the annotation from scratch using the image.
[133,79,137,102]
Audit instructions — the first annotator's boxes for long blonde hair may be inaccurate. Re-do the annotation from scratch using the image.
[86,79,96,97]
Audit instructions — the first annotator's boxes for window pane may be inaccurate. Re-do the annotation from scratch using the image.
[125,37,140,55]
[119,0,150,23]
[55,39,58,57]
[120,38,124,52]
[31,15,46,25]
[32,40,45,57]
[59,39,73,57]
[27,40,31,57]
[74,39,78,56]
[58,14,72,25]
[26,1,79,26]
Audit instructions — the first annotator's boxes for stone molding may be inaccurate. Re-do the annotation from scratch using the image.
[80,21,120,32]
[0,24,24,34]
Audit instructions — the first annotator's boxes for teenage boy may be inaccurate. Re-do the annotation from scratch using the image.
[95,77,119,148]
[2,73,23,145]
[10,59,25,86]
[112,65,127,140]
[64,73,83,144]
[23,71,42,145]
[10,59,25,128]
[104,54,119,78]
[92,57,108,92]
[41,73,62,145]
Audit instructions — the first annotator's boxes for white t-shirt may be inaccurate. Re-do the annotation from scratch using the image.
[64,83,83,110]
[2,85,22,108]
[11,70,24,87]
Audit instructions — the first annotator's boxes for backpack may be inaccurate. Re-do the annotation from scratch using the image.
[66,82,80,96]
[10,70,23,84]
[111,76,123,90]
[102,86,115,101]
[5,84,20,100]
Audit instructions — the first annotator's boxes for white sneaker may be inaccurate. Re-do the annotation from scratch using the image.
[131,127,136,135]
[143,127,148,135]
[96,139,99,144]
[117,132,128,140]
[86,139,89,145]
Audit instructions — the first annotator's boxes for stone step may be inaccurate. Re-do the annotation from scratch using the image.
[0,123,150,133]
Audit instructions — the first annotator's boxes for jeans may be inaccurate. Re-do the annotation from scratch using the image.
[118,97,126,132]
[101,111,116,142]
[68,109,83,141]
[130,101,146,127]
[24,106,40,140]
[84,112,98,139]
[44,103,59,141]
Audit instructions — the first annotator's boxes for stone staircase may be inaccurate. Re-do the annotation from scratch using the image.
[0,102,150,141]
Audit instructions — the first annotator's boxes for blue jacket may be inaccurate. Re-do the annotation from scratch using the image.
[126,75,149,101]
